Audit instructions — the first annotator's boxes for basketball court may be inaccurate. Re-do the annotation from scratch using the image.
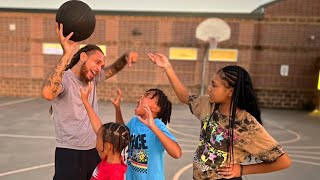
[0,96,320,180]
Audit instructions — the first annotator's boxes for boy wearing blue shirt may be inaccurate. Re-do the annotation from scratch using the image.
[111,89,182,180]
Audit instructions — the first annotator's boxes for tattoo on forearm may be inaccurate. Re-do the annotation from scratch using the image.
[42,55,70,96]
[104,55,127,79]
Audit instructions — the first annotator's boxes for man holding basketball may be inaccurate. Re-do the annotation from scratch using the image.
[41,23,138,180]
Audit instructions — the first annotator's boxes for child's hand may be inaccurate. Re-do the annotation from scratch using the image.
[137,104,155,129]
[80,81,93,103]
[147,53,171,70]
[217,164,242,179]
[110,89,122,108]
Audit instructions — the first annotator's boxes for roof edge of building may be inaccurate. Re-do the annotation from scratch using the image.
[0,8,264,19]
[251,0,282,14]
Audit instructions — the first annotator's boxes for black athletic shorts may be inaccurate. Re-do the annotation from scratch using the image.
[53,147,100,180]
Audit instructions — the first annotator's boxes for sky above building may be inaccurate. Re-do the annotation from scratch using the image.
[0,0,275,13]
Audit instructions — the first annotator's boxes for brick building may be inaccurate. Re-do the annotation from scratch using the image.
[0,0,319,109]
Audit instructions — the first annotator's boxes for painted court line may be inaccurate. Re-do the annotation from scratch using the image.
[173,163,193,180]
[0,98,35,107]
[171,154,320,179]
[285,146,320,149]
[177,139,198,143]
[167,125,198,138]
[169,124,199,129]
[290,154,320,160]
[278,129,300,144]
[287,150,320,155]
[0,134,55,139]
[180,144,198,147]
[292,159,320,166]
[264,121,301,144]
[0,163,54,177]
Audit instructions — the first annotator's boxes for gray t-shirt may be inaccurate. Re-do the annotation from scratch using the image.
[52,69,105,150]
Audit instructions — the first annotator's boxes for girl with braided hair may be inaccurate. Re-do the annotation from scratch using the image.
[80,82,130,180]
[111,88,182,180]
[147,53,291,180]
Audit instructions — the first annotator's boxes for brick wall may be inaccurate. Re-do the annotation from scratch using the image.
[264,0,320,17]
[0,77,200,105]
[0,0,319,109]
[256,88,316,109]
[250,0,320,109]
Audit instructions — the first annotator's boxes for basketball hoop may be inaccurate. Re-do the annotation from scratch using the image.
[208,37,218,49]
[195,18,231,95]
[196,18,231,48]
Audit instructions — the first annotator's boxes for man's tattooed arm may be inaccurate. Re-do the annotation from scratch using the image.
[104,54,127,79]
[41,53,72,101]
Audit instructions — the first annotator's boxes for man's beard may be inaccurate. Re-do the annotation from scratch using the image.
[80,62,90,83]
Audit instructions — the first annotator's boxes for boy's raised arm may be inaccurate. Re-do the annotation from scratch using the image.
[110,89,125,125]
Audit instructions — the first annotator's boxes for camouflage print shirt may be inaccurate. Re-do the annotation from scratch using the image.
[189,95,284,180]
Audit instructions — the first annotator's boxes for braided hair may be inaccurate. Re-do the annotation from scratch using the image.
[146,89,172,125]
[217,65,262,164]
[65,44,103,70]
[100,122,130,158]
